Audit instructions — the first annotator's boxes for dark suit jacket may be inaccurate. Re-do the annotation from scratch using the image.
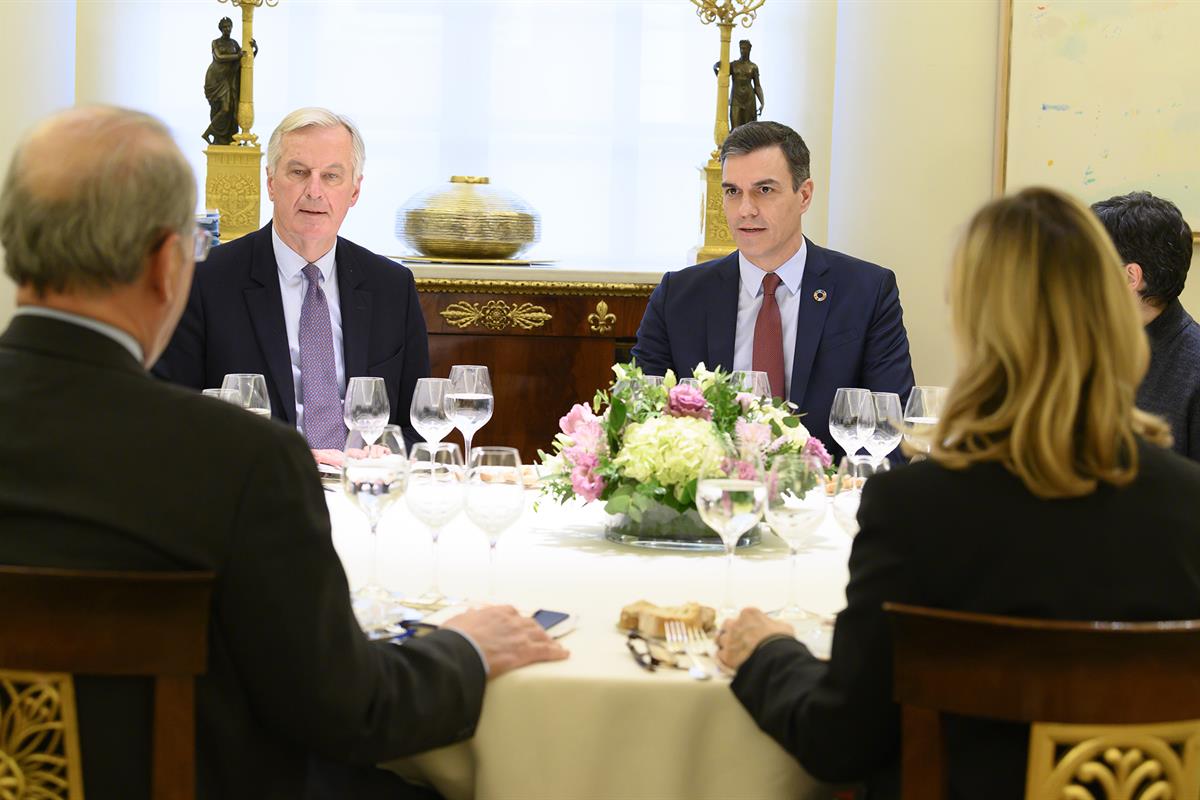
[630,242,914,456]
[0,315,483,800]
[153,223,430,446]
[731,442,1200,799]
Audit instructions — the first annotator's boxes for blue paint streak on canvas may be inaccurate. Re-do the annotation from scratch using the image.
[1042,103,1071,112]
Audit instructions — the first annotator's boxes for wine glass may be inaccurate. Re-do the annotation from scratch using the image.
[831,456,890,537]
[903,385,948,457]
[446,365,494,463]
[465,446,524,600]
[828,387,875,462]
[341,425,408,629]
[696,476,767,619]
[865,392,903,465]
[410,378,454,444]
[220,373,271,417]
[202,387,239,404]
[732,370,772,399]
[679,378,703,390]
[406,442,464,607]
[763,454,829,630]
[344,376,390,445]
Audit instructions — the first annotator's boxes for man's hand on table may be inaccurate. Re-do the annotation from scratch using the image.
[716,608,795,671]
[312,449,344,469]
[443,605,569,680]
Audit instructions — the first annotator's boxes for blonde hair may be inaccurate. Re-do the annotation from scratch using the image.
[266,107,365,181]
[929,187,1171,498]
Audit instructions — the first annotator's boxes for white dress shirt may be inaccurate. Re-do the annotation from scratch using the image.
[15,306,145,365]
[272,227,346,434]
[732,239,808,400]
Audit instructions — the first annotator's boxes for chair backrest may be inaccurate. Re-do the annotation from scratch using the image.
[0,566,214,800]
[884,601,1200,800]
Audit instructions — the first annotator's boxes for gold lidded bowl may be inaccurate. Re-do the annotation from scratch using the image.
[396,176,541,260]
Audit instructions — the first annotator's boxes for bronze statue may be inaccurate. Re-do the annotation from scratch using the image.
[715,39,764,131]
[202,17,256,146]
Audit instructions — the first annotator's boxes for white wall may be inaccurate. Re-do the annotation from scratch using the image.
[826,0,1001,388]
[0,2,78,328]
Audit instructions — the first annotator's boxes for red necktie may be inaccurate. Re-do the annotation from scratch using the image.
[752,273,785,400]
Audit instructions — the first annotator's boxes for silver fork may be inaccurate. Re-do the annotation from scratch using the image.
[665,620,710,681]
[685,625,716,679]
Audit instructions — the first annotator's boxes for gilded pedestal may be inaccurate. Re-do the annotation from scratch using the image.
[204,145,262,242]
[691,158,735,264]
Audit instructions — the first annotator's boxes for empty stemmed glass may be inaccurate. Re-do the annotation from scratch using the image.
[410,378,454,445]
[446,365,494,463]
[406,442,464,607]
[465,446,524,600]
[903,385,948,458]
[344,376,390,445]
[829,387,875,463]
[732,370,773,399]
[221,373,271,417]
[865,392,903,465]
[830,456,890,537]
[696,475,767,619]
[342,425,407,629]
[763,454,829,630]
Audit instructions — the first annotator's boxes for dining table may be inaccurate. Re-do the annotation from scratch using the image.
[326,485,854,800]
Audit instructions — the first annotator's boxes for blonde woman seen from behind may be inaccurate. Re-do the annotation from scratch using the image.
[716,187,1200,800]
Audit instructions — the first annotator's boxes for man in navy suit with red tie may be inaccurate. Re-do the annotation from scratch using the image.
[631,121,914,456]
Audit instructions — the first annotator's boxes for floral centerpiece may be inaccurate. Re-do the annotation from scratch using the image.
[538,363,832,549]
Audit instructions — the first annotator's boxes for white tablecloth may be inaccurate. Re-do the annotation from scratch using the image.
[327,490,852,800]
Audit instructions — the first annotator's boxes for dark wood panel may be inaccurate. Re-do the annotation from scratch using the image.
[429,334,628,462]
[419,293,648,338]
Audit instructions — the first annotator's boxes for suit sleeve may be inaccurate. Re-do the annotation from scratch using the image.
[151,274,207,389]
[860,270,914,403]
[217,431,484,763]
[730,475,923,783]
[396,270,432,450]
[630,273,673,376]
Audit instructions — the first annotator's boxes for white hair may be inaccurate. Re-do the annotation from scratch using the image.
[266,107,365,181]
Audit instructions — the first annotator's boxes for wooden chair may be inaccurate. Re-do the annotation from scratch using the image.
[884,602,1200,800]
[0,566,214,800]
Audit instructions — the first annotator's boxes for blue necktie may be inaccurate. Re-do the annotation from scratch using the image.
[299,263,344,448]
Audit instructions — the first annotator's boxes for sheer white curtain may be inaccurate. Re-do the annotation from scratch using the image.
[73,0,827,269]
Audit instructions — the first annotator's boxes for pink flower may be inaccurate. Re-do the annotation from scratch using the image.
[721,457,759,481]
[570,464,606,502]
[563,447,597,471]
[803,436,833,469]
[735,420,772,453]
[559,403,598,436]
[736,392,757,412]
[667,384,712,420]
[570,419,604,453]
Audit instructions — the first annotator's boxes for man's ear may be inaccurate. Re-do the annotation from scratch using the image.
[144,232,181,303]
[1125,262,1144,292]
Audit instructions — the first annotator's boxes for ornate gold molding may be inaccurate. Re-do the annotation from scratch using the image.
[0,669,83,800]
[440,300,552,331]
[588,301,616,334]
[417,278,655,298]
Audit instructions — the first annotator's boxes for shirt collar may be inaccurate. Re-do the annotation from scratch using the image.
[738,238,808,297]
[15,306,144,364]
[272,225,337,283]
[1145,298,1190,345]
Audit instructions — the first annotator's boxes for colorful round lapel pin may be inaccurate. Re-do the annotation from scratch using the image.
[813,289,828,303]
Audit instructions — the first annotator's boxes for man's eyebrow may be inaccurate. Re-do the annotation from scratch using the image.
[721,177,783,189]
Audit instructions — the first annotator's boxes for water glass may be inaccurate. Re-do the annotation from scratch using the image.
[696,477,767,618]
[202,387,240,404]
[732,370,772,399]
[406,442,464,607]
[903,385,948,456]
[446,365,494,463]
[830,456,889,537]
[828,387,875,461]
[865,392,904,464]
[465,446,524,599]
[763,454,828,629]
[410,378,454,444]
[342,425,408,628]
[344,376,390,445]
[220,373,271,418]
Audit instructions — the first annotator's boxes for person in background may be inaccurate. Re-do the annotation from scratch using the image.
[716,187,1200,799]
[631,120,914,457]
[0,104,566,800]
[155,106,430,452]
[1092,190,1199,460]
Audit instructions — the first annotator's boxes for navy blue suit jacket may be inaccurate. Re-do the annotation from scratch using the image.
[153,223,431,446]
[630,241,914,455]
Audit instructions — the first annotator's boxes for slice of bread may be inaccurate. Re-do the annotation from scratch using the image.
[618,599,716,638]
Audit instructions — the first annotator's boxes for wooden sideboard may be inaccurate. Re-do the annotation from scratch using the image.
[410,265,661,462]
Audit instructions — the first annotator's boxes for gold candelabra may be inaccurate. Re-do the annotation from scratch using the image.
[205,0,277,242]
[219,0,278,147]
[688,0,765,264]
